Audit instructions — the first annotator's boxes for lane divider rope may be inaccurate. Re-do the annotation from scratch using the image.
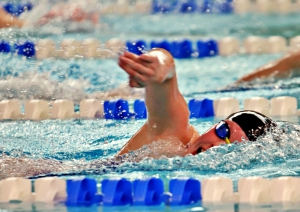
[1,36,299,60]
[0,96,297,120]
[1,176,299,205]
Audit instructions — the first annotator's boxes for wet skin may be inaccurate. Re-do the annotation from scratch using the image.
[235,49,300,84]
[187,120,248,155]
[117,49,248,157]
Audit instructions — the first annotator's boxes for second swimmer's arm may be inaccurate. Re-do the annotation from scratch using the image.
[235,50,300,83]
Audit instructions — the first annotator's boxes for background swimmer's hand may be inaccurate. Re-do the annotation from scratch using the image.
[118,50,175,88]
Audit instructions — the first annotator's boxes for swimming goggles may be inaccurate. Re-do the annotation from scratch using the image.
[215,121,231,144]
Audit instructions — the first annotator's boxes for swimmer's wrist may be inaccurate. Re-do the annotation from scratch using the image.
[164,69,175,80]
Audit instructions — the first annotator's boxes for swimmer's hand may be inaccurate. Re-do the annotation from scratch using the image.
[118,50,175,88]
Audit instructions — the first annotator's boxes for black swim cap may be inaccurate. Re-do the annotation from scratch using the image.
[226,110,276,141]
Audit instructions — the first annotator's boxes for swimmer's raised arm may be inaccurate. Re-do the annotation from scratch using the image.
[117,49,199,156]
[236,49,300,83]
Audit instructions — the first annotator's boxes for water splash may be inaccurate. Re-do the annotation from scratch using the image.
[2,121,300,180]
[0,71,144,103]
[0,155,65,179]
[20,0,101,34]
[117,122,300,172]
[75,121,300,180]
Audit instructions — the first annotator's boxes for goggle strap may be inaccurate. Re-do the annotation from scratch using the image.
[225,137,230,144]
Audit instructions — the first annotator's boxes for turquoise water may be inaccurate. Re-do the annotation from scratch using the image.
[2,10,300,211]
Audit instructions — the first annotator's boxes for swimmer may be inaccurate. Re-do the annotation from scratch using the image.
[0,49,280,179]
[34,2,99,26]
[235,49,300,84]
[117,48,277,156]
[0,1,99,29]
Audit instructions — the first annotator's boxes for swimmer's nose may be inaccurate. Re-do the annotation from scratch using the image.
[186,125,227,155]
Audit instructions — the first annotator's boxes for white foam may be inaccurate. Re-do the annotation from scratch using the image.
[0,72,88,102]
[0,155,66,180]
[122,137,188,161]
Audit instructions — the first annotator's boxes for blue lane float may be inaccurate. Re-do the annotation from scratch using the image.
[3,3,23,16]
[104,99,132,120]
[197,39,219,58]
[19,176,205,207]
[217,0,233,13]
[150,40,172,52]
[0,40,10,53]
[66,178,100,206]
[3,2,33,16]
[169,178,201,206]
[126,40,148,55]
[21,2,33,11]
[199,0,215,13]
[15,41,36,58]
[171,39,193,59]
[152,0,177,13]
[151,0,234,14]
[133,178,164,206]
[102,178,133,206]
[0,38,221,60]
[101,98,217,120]
[189,98,214,118]
[134,99,147,119]
[179,0,197,13]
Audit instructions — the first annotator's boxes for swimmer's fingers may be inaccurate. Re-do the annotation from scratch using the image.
[129,76,138,87]
[138,54,159,69]
[119,52,164,84]
[129,76,144,88]
[123,52,157,71]
[119,56,153,77]
[139,54,157,63]
[122,52,157,72]
[118,59,148,82]
[122,51,139,61]
[123,52,157,65]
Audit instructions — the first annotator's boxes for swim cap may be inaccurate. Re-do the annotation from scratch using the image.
[226,110,276,141]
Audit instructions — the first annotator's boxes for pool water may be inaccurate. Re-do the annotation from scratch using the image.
[1,8,300,212]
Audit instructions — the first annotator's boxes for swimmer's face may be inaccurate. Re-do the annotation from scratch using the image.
[186,120,248,155]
